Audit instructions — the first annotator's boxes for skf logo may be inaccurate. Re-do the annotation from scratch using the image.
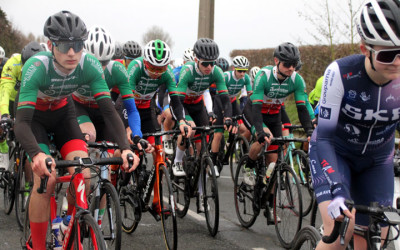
[321,159,335,174]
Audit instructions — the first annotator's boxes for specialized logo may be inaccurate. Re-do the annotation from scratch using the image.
[77,180,85,204]
[319,107,331,119]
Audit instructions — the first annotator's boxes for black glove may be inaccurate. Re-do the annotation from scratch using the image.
[256,131,267,144]
[208,112,217,120]
[306,129,314,137]
[224,118,233,128]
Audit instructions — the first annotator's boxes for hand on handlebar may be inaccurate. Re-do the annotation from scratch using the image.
[32,152,55,179]
[327,196,354,220]
[178,120,192,138]
[224,118,234,133]
[256,131,272,145]
[121,149,139,172]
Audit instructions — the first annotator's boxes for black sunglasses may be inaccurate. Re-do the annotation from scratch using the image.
[282,61,298,68]
[53,41,84,54]
[236,69,247,73]
[200,60,216,67]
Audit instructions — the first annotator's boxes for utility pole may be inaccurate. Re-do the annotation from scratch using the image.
[197,0,214,39]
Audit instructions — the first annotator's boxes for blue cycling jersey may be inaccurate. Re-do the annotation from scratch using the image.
[310,54,400,225]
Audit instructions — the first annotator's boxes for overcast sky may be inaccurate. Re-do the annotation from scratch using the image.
[0,0,365,61]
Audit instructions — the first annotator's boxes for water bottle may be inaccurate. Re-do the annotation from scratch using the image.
[52,216,63,250]
[59,215,72,243]
[61,193,68,217]
[266,162,276,179]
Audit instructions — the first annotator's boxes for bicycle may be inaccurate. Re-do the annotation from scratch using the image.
[118,130,178,250]
[283,124,314,216]
[171,124,224,237]
[209,115,250,182]
[85,141,123,250]
[292,225,321,250]
[23,156,132,250]
[234,136,306,248]
[322,200,400,250]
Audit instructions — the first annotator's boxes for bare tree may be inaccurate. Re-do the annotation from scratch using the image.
[142,25,174,48]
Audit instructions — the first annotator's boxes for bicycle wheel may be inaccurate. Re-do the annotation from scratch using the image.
[15,152,30,230]
[171,176,189,218]
[202,155,219,237]
[274,163,303,249]
[293,149,314,216]
[3,170,15,214]
[119,185,141,234]
[98,181,122,250]
[292,225,321,250]
[233,154,258,228]
[159,164,178,250]
[73,213,107,250]
[229,135,249,182]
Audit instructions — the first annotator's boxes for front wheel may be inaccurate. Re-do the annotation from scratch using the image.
[3,170,15,214]
[274,163,303,249]
[15,152,31,230]
[229,135,249,182]
[202,156,219,237]
[159,164,178,250]
[292,225,321,250]
[73,213,107,250]
[293,149,314,217]
[119,185,141,234]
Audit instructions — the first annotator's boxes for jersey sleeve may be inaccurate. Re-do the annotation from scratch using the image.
[250,70,266,105]
[315,62,348,199]
[83,55,111,101]
[214,66,228,95]
[128,59,142,92]
[244,74,252,92]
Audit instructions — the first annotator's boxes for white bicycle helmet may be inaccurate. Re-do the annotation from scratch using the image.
[233,56,250,69]
[356,0,400,46]
[0,46,5,59]
[40,42,50,52]
[250,66,260,81]
[143,39,171,67]
[85,26,115,61]
[183,48,194,62]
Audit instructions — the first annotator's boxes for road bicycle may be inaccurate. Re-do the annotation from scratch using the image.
[283,124,314,216]
[118,130,178,250]
[86,141,123,250]
[23,156,132,250]
[209,115,250,182]
[323,200,400,250]
[234,136,306,248]
[171,125,224,237]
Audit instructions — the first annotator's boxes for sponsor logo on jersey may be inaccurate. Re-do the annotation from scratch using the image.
[321,159,334,174]
[386,94,395,103]
[343,70,362,80]
[348,90,357,99]
[360,92,370,102]
[344,124,360,136]
[34,61,41,67]
[342,103,400,121]
[319,107,331,119]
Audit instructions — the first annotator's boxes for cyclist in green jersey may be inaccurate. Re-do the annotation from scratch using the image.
[308,75,323,109]
[168,38,233,185]
[210,55,251,171]
[14,11,138,250]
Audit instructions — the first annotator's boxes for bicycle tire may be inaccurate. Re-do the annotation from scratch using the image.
[293,149,314,217]
[3,170,15,215]
[119,185,141,234]
[202,155,219,237]
[73,213,107,250]
[292,225,321,250]
[159,164,178,250]
[274,163,303,249]
[233,154,258,228]
[15,152,30,230]
[95,181,122,250]
[229,135,249,182]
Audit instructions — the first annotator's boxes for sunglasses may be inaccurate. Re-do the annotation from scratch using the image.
[200,60,216,67]
[144,60,168,75]
[52,41,84,54]
[236,69,248,73]
[366,45,400,64]
[282,61,298,68]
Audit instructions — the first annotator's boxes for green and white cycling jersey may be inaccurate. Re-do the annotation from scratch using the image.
[170,61,228,103]
[224,71,252,101]
[72,60,134,107]
[127,57,176,109]
[251,65,314,118]
[18,51,111,111]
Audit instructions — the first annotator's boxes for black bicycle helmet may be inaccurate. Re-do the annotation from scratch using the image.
[44,10,88,41]
[21,41,44,64]
[216,57,229,71]
[193,38,219,61]
[123,41,142,58]
[273,42,300,63]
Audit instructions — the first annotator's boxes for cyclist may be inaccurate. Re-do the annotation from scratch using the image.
[112,41,124,60]
[119,40,142,69]
[210,55,252,172]
[0,46,7,75]
[309,0,400,249]
[308,75,323,109]
[239,66,259,111]
[0,41,44,170]
[168,38,233,208]
[243,42,314,222]
[14,11,137,250]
